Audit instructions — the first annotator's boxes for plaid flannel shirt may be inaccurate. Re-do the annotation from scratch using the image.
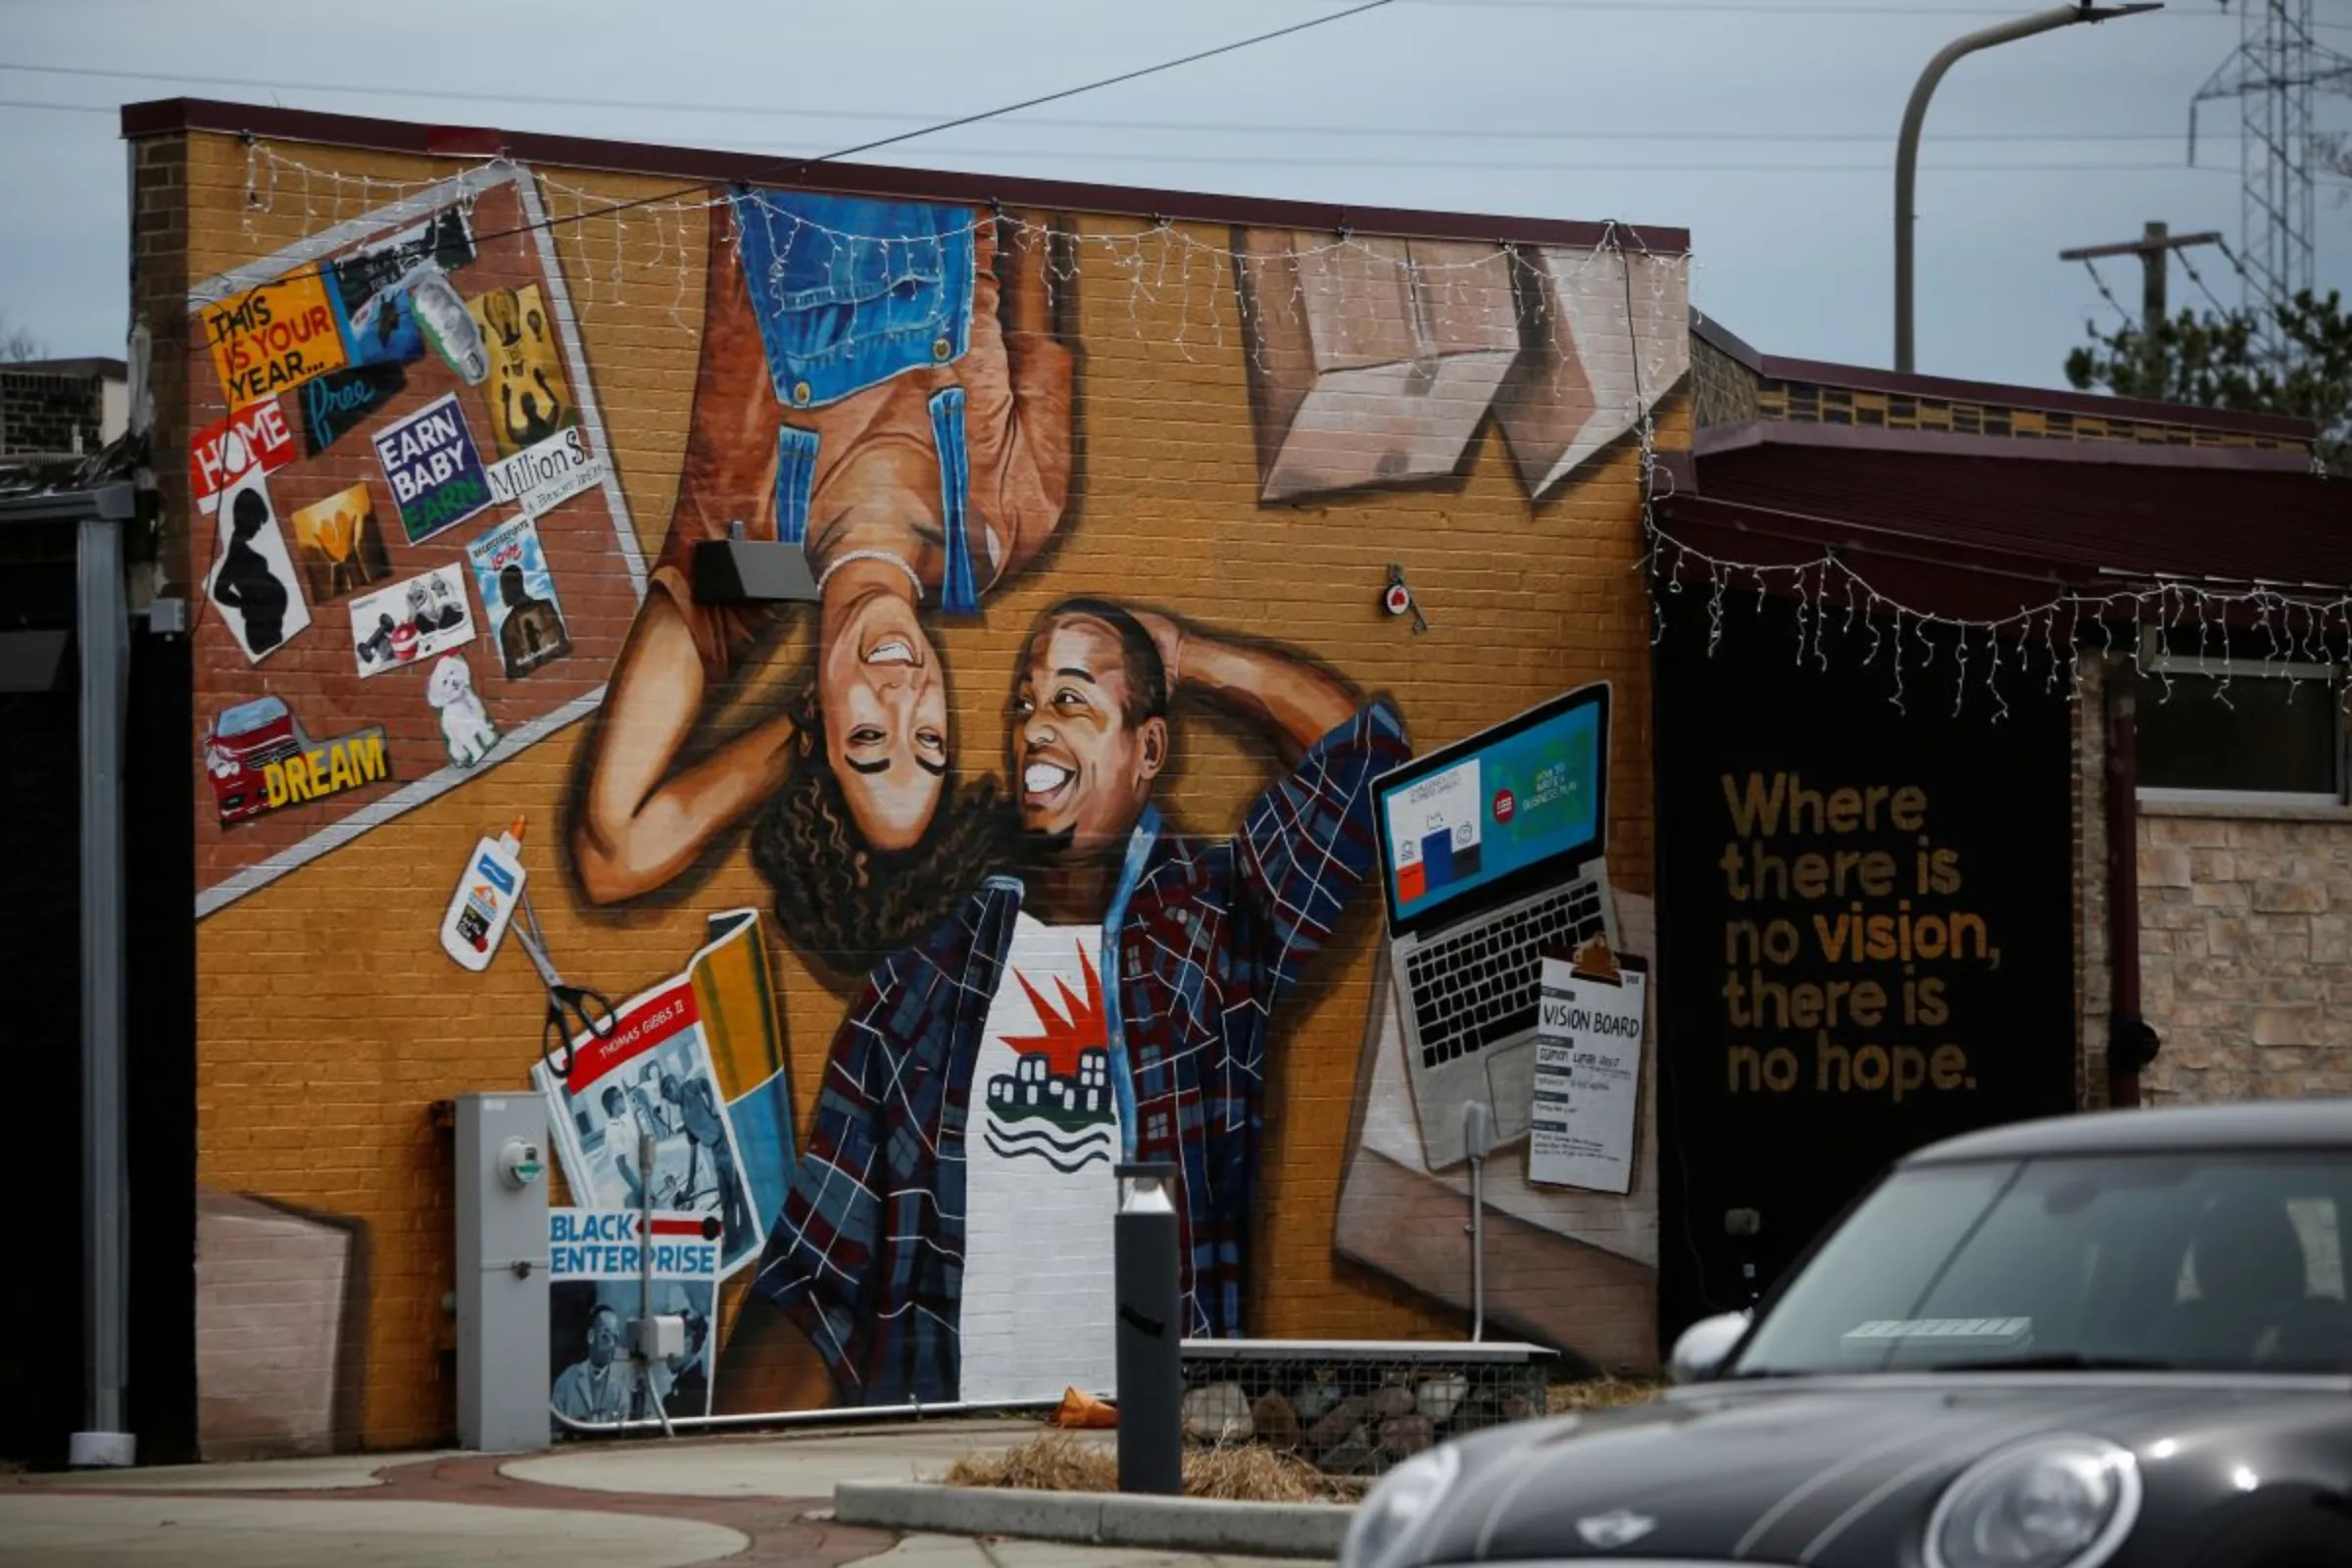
[749,700,1410,1405]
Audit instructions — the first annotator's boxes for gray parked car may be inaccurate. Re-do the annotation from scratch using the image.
[1343,1101,2352,1568]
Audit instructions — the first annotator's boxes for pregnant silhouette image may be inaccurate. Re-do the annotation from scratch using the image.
[214,487,290,655]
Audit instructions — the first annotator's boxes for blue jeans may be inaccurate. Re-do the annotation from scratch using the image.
[731,191,982,613]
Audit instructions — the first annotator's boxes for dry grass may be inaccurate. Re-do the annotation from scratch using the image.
[944,1431,1116,1494]
[1184,1444,1366,1503]
[943,1430,1364,1503]
[1546,1376,1666,1415]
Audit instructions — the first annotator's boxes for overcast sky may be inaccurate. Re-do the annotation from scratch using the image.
[3,0,2347,389]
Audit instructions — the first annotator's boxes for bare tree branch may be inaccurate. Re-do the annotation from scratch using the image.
[0,314,45,364]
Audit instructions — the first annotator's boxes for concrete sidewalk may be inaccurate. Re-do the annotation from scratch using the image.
[502,1420,1099,1497]
[0,1494,749,1567]
[30,1450,456,1493]
[0,1421,1326,1568]
[868,1535,1325,1568]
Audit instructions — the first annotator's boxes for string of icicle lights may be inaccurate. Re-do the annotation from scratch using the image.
[238,143,1693,368]
[1636,508,2352,722]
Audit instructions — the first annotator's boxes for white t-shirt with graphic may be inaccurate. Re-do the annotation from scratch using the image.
[958,914,1121,1404]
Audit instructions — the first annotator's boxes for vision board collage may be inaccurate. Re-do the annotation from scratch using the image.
[188,167,638,909]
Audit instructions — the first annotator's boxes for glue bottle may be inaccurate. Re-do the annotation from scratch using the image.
[441,815,528,971]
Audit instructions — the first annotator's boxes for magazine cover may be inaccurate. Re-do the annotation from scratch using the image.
[466,514,573,678]
[532,910,791,1277]
[547,1207,718,1424]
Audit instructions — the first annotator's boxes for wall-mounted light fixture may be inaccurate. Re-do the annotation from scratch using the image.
[691,522,823,605]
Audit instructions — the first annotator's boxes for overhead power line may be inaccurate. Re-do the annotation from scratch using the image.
[1363,0,2234,10]
[1338,1,2157,11]
[0,59,2261,142]
[914,152,2315,175]
[0,100,2275,175]
[716,144,2247,174]
[3,11,1439,260]
[299,1,1413,253]
[0,65,2272,148]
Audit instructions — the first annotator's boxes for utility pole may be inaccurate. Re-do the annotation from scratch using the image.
[2058,222,2223,391]
[2059,221,2225,338]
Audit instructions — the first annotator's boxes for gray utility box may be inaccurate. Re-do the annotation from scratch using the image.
[455,1093,551,1451]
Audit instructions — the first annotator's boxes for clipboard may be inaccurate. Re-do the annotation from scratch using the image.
[1540,931,1650,989]
[1530,934,1649,1196]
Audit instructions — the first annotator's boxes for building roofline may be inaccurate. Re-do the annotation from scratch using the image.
[1690,313,2313,441]
[120,98,1690,254]
[1652,490,2083,594]
[1691,312,1768,371]
[1691,418,2319,473]
[6,357,128,380]
[0,481,137,526]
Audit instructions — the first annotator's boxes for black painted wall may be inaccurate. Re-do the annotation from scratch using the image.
[0,549,195,1466]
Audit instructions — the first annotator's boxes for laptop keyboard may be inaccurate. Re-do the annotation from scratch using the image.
[1406,883,1607,1069]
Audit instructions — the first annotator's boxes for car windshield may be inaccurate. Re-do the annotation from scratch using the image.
[1731,1151,2352,1377]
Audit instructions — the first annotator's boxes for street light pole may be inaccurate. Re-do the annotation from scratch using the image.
[1894,2,2162,372]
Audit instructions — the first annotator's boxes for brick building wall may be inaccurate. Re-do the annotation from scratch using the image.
[0,368,106,459]
[1686,318,2297,453]
[143,114,1690,1452]
[1749,377,2297,449]
[134,132,193,593]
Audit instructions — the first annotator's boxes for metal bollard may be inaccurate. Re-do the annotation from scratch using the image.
[1113,1161,1183,1495]
[1463,1102,1494,1343]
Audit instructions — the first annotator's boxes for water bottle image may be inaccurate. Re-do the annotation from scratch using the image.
[403,261,491,385]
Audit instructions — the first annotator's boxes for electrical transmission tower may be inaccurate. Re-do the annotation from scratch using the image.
[2189,0,2352,361]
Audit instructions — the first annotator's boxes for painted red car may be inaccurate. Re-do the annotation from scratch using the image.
[203,695,301,823]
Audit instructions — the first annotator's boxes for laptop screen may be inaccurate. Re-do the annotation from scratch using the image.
[1374,685,1608,937]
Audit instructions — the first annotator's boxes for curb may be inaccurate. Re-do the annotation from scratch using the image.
[834,1480,1353,1558]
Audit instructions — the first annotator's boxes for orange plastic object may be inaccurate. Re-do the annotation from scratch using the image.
[1053,1387,1118,1429]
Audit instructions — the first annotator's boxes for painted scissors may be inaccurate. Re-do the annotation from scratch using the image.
[512,895,615,1079]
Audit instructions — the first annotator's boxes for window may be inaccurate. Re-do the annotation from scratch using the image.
[1731,1152,2352,1377]
[2135,628,2343,804]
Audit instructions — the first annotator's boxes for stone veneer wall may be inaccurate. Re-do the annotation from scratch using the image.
[2138,803,2352,1102]
[2060,657,2351,1109]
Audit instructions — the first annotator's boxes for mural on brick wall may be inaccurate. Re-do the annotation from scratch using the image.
[180,150,1688,1454]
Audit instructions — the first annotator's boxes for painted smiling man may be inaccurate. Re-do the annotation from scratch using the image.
[726,599,1410,1408]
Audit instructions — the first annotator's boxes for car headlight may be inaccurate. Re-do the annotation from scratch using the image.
[1926,1434,2141,1568]
[1341,1444,1460,1568]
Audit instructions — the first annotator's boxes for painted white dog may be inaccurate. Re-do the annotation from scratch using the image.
[427,654,500,767]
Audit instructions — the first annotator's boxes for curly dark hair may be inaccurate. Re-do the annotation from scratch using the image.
[749,682,1018,982]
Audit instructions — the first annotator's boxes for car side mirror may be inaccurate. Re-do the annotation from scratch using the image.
[1668,1311,1752,1385]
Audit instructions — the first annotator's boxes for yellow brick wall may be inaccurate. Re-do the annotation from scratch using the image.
[164,127,1683,1450]
[1753,377,2297,449]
